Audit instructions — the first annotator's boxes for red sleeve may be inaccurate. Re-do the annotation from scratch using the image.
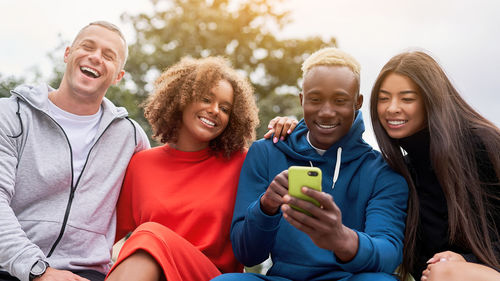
[115,157,139,242]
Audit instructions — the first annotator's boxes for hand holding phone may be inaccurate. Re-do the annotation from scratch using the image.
[288,166,322,215]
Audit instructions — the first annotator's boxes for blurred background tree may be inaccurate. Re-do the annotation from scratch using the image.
[0,75,25,98]
[0,0,336,144]
[121,0,336,143]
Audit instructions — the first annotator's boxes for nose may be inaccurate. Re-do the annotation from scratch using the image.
[386,99,401,114]
[318,101,336,117]
[88,49,103,65]
[207,102,219,115]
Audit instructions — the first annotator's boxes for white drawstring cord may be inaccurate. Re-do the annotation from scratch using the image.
[332,147,342,189]
[308,146,341,189]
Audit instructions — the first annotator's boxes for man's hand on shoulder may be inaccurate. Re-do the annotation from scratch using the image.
[35,267,90,281]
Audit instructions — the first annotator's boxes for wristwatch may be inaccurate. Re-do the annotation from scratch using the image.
[29,259,49,281]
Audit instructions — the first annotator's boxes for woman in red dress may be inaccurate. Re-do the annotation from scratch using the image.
[106,56,296,281]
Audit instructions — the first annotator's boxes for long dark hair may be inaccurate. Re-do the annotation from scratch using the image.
[369,51,500,279]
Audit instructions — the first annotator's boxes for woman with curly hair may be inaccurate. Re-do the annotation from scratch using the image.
[370,50,500,281]
[106,56,296,281]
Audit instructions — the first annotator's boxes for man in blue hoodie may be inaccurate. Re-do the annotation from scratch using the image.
[212,48,408,281]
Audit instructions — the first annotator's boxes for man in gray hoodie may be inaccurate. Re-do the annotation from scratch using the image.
[0,21,150,281]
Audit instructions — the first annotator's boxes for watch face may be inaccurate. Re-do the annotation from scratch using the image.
[31,260,47,275]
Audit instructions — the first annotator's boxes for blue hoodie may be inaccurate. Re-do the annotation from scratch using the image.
[230,112,408,280]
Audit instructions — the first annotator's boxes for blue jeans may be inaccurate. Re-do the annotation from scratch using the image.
[211,272,398,281]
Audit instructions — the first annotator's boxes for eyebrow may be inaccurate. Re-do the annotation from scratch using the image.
[379,89,418,95]
[221,101,233,107]
[205,92,233,106]
[80,39,118,58]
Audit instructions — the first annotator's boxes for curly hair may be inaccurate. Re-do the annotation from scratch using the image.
[143,56,259,157]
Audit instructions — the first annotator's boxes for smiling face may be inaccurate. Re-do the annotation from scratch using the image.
[377,73,427,139]
[62,24,126,102]
[176,79,234,151]
[300,65,362,150]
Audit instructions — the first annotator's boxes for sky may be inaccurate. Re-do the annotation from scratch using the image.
[1,0,499,146]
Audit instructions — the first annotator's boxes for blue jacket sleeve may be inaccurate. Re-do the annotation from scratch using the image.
[230,141,283,267]
[336,163,408,274]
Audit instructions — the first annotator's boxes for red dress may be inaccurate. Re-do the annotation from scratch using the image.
[110,145,245,280]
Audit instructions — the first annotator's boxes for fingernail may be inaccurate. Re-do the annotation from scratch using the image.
[273,137,278,143]
[287,129,292,134]
[426,258,433,263]
[280,136,285,141]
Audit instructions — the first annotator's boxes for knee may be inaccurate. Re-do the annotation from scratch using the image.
[132,222,178,242]
[128,222,184,252]
[348,272,397,281]
[134,221,166,233]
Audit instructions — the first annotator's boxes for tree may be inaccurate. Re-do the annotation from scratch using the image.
[0,75,25,98]
[0,0,337,142]
[121,0,336,137]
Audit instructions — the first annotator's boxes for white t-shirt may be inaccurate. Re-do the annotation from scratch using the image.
[306,131,326,156]
[47,100,103,186]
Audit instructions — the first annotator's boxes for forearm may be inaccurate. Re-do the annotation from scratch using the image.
[0,131,45,280]
[333,226,359,262]
[231,200,281,266]
[0,198,45,281]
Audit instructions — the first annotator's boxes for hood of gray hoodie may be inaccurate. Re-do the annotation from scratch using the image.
[11,84,129,131]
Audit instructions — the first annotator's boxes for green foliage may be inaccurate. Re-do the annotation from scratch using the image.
[0,0,336,143]
[105,85,155,144]
[121,0,336,138]
[0,74,25,98]
[46,35,68,90]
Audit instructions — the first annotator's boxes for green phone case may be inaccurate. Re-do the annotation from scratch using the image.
[288,166,322,216]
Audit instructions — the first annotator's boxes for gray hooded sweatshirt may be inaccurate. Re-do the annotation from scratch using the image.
[0,84,150,281]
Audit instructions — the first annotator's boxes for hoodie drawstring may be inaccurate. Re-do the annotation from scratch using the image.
[8,97,23,138]
[308,147,342,189]
[332,147,342,189]
[125,117,138,146]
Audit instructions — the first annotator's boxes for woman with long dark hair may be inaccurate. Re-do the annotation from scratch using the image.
[370,51,500,281]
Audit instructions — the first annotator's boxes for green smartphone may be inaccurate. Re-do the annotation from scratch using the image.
[288,166,322,215]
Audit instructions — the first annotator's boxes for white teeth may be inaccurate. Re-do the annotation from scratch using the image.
[200,117,215,127]
[80,66,100,78]
[318,123,337,129]
[388,120,406,125]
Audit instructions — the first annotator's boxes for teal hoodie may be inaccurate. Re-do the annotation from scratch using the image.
[230,112,408,280]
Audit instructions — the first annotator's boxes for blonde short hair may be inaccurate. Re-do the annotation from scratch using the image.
[73,21,128,68]
[302,47,360,90]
